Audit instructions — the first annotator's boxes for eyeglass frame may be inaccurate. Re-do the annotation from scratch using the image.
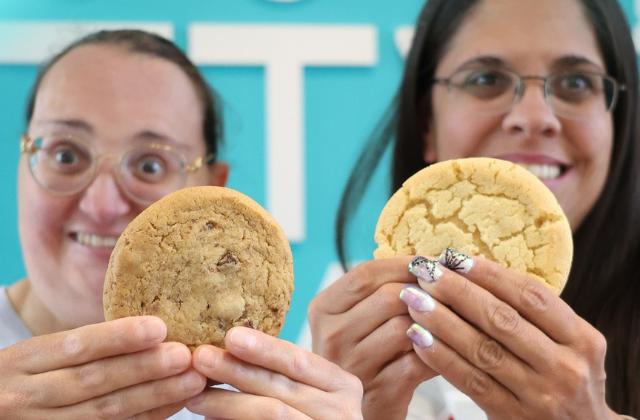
[431,68,626,118]
[19,133,215,205]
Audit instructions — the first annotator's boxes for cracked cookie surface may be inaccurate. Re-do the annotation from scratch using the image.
[374,157,572,294]
[103,186,294,348]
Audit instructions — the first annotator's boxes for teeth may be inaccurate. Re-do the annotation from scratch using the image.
[75,233,118,248]
[519,163,562,180]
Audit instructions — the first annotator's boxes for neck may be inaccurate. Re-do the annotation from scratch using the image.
[7,279,67,336]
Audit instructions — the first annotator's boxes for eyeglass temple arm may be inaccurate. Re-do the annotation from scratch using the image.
[20,134,37,153]
[186,153,216,172]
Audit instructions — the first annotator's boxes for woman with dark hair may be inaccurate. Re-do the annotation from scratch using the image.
[309,0,640,418]
[0,29,363,419]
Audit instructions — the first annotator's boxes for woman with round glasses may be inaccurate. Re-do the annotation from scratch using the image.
[309,0,640,419]
[1,30,363,419]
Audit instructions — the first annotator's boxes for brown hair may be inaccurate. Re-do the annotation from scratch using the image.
[25,29,223,159]
[337,0,640,415]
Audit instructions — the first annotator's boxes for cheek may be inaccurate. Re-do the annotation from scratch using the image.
[432,113,499,161]
[567,117,613,175]
[18,166,73,261]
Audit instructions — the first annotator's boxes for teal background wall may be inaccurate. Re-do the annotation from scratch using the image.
[0,0,637,343]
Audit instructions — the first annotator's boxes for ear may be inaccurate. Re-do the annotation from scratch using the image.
[208,161,229,187]
[423,129,437,164]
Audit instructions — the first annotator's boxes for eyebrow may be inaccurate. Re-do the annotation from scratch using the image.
[35,118,93,133]
[454,54,605,72]
[456,55,506,70]
[33,120,183,148]
[550,55,605,72]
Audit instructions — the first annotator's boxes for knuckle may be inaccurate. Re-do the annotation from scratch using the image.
[330,397,363,420]
[465,368,492,398]
[75,363,107,389]
[264,399,292,420]
[62,332,85,357]
[377,283,403,308]
[0,390,29,414]
[555,357,591,391]
[519,279,549,312]
[92,394,124,419]
[582,327,608,363]
[489,304,520,333]
[538,393,565,418]
[484,262,501,287]
[387,316,412,340]
[397,353,433,385]
[329,366,363,393]
[474,337,505,371]
[345,263,375,295]
[288,350,310,376]
[307,298,322,324]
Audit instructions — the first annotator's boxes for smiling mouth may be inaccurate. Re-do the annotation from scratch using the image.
[517,163,568,180]
[70,232,119,248]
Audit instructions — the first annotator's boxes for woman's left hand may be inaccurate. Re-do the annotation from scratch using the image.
[402,252,618,420]
[186,326,364,420]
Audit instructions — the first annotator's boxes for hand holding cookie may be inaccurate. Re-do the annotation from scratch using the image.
[186,326,364,420]
[0,316,206,419]
[406,254,615,419]
[102,186,365,417]
[308,257,437,420]
[376,158,614,418]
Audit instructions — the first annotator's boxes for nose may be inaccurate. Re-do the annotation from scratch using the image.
[78,169,132,223]
[502,82,562,139]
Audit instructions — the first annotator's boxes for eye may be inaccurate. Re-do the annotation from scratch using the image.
[553,73,599,103]
[458,69,513,99]
[560,74,594,90]
[466,71,506,86]
[41,139,91,174]
[134,154,167,182]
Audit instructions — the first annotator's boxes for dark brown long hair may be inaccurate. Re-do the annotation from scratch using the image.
[25,29,223,159]
[337,0,640,415]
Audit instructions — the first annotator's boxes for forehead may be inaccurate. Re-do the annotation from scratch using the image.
[437,0,604,72]
[32,43,203,146]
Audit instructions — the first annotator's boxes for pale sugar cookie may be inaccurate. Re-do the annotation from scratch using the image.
[374,157,573,294]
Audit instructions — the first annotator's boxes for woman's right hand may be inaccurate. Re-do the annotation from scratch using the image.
[308,257,437,420]
[0,316,206,419]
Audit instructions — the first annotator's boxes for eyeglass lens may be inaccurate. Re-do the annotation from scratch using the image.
[28,136,189,204]
[448,68,616,118]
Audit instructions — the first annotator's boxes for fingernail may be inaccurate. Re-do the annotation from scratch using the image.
[187,392,205,408]
[408,256,443,283]
[197,346,216,369]
[181,371,204,391]
[407,323,434,348]
[438,248,474,273]
[400,286,435,312]
[166,345,190,370]
[139,317,166,342]
[227,327,256,351]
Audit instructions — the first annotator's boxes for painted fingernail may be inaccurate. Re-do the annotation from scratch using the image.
[407,323,434,348]
[438,248,474,273]
[408,256,443,283]
[400,286,435,312]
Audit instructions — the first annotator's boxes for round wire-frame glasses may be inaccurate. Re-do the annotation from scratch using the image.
[20,133,214,205]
